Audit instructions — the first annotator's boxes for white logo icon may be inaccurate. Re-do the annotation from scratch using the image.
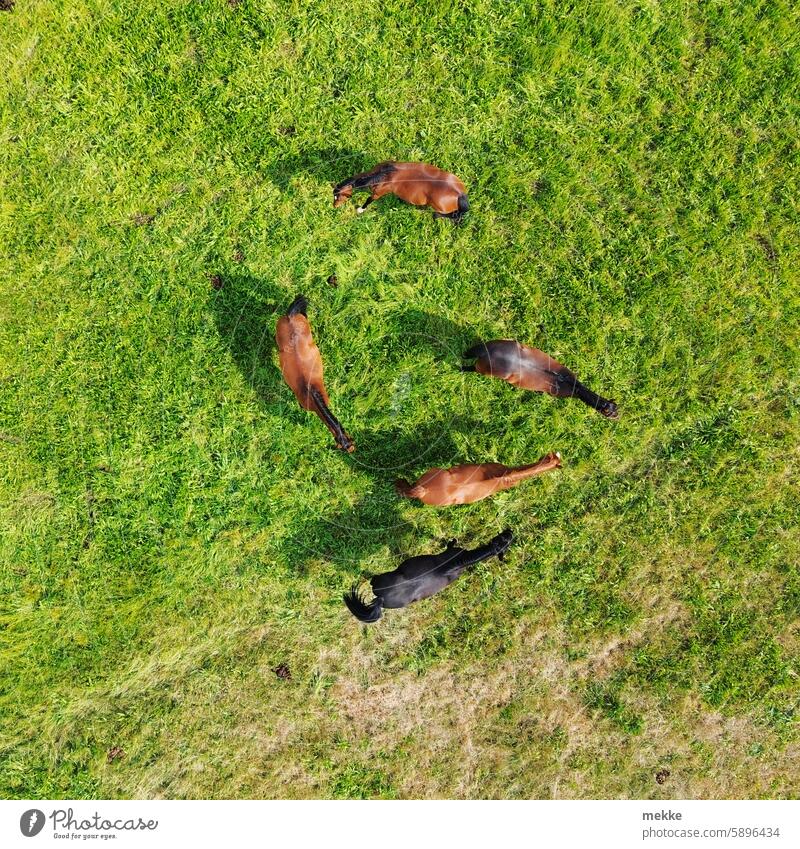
[19,809,46,837]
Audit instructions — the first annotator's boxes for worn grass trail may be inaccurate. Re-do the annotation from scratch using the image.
[0,0,798,798]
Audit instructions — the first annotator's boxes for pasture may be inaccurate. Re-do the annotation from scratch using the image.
[0,0,798,798]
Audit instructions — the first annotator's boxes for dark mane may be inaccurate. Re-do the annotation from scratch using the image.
[335,161,396,192]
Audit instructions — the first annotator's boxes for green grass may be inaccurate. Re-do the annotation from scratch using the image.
[1,0,798,799]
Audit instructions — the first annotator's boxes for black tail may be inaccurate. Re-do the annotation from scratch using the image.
[449,529,514,570]
[309,387,354,452]
[287,294,308,317]
[448,193,470,225]
[463,341,488,361]
[343,584,383,623]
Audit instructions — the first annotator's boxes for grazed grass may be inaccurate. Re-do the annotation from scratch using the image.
[0,0,798,799]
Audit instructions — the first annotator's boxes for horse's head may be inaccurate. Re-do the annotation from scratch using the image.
[598,399,620,419]
[333,183,353,208]
[336,431,355,453]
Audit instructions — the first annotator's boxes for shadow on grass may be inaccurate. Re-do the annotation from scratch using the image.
[211,271,286,405]
[276,420,484,576]
[212,276,493,578]
[352,418,470,474]
[281,492,408,575]
[394,307,480,368]
[263,147,372,192]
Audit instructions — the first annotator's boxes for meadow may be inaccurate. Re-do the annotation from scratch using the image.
[1,0,798,799]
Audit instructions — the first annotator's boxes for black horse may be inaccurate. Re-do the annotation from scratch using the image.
[343,529,514,622]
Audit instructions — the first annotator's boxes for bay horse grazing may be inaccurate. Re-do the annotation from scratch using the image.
[275,295,355,452]
[395,452,561,506]
[462,340,619,419]
[333,161,469,223]
[343,529,513,622]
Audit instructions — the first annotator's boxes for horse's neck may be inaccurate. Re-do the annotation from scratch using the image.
[309,387,346,443]
[352,162,394,189]
[447,541,498,570]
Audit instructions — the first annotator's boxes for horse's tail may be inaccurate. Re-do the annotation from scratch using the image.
[448,193,469,224]
[343,584,383,623]
[463,341,488,361]
[287,294,308,317]
[395,478,425,500]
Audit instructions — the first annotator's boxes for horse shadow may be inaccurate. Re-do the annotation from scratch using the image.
[280,492,409,580]
[393,308,483,368]
[274,419,481,579]
[211,272,287,405]
[262,147,373,193]
[352,419,470,475]
[211,278,499,587]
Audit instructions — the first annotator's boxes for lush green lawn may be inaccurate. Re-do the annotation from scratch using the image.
[1,0,798,799]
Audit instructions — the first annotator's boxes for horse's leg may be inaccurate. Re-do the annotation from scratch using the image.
[358,183,393,213]
[356,195,375,214]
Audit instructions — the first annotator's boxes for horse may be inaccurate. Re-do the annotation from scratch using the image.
[395,452,561,506]
[333,161,469,222]
[461,340,619,419]
[275,295,355,452]
[343,529,513,622]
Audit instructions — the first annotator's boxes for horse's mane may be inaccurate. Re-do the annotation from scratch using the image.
[336,161,397,192]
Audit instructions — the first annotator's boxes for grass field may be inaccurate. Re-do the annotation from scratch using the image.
[1,0,798,799]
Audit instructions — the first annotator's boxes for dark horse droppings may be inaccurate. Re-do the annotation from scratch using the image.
[107,746,126,763]
[327,274,338,287]
[273,664,291,680]
[209,274,223,290]
[0,0,15,10]
[755,234,777,264]
[655,768,671,785]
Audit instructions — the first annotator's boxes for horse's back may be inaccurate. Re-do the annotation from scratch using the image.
[518,344,576,395]
[374,554,454,607]
[276,315,324,410]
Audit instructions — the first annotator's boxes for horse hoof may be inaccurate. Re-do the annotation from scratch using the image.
[356,207,365,214]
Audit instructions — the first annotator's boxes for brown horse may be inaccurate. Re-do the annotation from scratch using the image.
[275,295,355,452]
[334,161,469,222]
[462,341,619,419]
[396,452,561,506]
